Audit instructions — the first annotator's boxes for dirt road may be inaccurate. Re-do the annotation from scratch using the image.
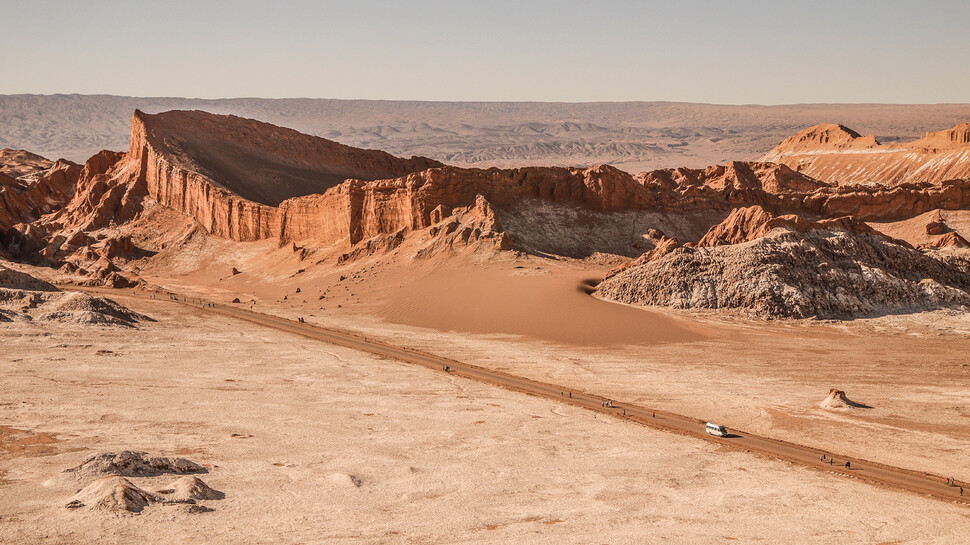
[82,287,970,507]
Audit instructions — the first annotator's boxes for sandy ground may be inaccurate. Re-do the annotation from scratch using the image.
[139,239,970,488]
[3,297,970,544]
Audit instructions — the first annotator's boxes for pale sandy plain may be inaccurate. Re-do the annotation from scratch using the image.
[3,290,970,545]
[148,240,970,482]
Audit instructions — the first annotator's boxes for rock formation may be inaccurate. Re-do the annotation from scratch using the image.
[820,389,870,410]
[0,264,150,325]
[64,451,204,481]
[156,476,224,502]
[3,111,970,320]
[762,122,970,185]
[597,206,970,318]
[65,475,158,513]
[0,148,54,180]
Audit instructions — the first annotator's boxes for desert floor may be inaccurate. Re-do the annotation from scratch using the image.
[4,265,970,543]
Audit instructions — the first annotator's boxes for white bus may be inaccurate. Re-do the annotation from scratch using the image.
[706,422,728,437]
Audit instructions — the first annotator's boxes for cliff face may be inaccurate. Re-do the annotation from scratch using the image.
[762,122,970,186]
[131,109,442,206]
[68,112,970,254]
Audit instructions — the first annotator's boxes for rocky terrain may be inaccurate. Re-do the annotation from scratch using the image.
[596,206,970,318]
[1,109,969,320]
[0,263,150,326]
[3,105,970,543]
[762,122,970,185]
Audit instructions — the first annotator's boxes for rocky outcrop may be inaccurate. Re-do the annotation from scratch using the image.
[761,124,880,158]
[597,207,970,319]
[0,149,54,180]
[926,215,948,235]
[157,476,224,502]
[32,112,970,259]
[65,476,158,513]
[64,451,204,481]
[913,122,970,149]
[762,122,970,185]
[6,110,970,287]
[820,389,869,410]
[695,206,811,247]
[694,205,908,248]
[924,232,970,249]
[0,160,80,227]
[126,109,443,242]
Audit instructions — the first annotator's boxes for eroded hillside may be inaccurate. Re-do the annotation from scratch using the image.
[1,110,969,319]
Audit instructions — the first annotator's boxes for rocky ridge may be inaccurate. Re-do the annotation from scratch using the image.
[597,206,970,318]
[2,111,970,319]
[762,122,970,186]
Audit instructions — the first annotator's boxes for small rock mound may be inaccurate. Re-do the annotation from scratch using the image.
[156,476,224,502]
[926,220,948,236]
[820,389,870,410]
[65,475,157,513]
[37,292,152,326]
[64,451,205,481]
[929,232,970,249]
[325,472,363,488]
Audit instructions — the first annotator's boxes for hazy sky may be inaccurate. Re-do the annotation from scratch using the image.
[3,0,968,104]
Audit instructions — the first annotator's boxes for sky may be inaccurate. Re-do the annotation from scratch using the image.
[2,0,969,104]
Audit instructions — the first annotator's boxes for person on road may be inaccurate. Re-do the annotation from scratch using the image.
[960,487,964,497]
[845,461,851,469]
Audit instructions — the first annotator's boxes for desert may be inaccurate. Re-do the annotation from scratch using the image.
[5,3,970,543]
[2,103,970,543]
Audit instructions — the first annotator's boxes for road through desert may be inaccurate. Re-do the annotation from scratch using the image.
[78,286,970,508]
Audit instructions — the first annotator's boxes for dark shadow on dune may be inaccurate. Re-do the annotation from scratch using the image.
[577,278,600,294]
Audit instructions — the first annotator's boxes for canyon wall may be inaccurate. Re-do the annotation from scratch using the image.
[9,110,970,259]
[123,112,970,250]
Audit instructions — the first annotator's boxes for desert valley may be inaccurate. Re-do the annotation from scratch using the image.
[0,94,969,543]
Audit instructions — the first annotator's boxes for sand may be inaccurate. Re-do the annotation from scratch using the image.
[3,298,970,544]
[154,246,970,485]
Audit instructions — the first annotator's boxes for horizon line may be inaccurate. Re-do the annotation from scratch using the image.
[3,93,970,108]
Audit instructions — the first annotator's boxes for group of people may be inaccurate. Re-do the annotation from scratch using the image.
[819,454,850,469]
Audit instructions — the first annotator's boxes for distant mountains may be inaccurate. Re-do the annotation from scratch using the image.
[2,94,969,173]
